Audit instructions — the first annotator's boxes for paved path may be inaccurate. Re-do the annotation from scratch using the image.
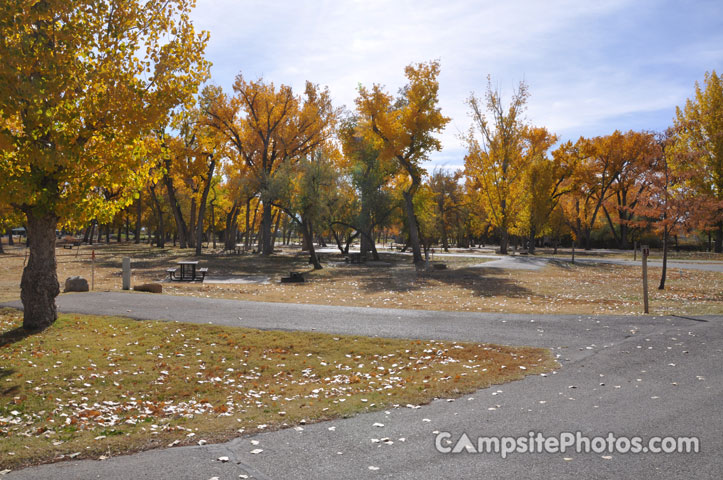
[3,293,722,479]
[317,247,723,272]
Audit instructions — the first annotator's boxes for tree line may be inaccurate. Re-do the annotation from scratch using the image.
[1,1,721,329]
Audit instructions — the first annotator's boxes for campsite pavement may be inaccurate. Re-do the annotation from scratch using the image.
[3,292,722,479]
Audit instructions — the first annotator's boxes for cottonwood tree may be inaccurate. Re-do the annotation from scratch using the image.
[338,117,397,259]
[428,169,467,252]
[464,78,530,254]
[204,77,336,256]
[0,0,209,329]
[355,61,450,264]
[674,70,723,252]
[518,127,569,254]
[601,131,658,249]
[560,133,627,250]
[273,149,340,269]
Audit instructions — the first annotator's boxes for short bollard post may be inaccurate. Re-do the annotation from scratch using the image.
[122,257,131,290]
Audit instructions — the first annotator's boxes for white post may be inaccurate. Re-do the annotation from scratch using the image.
[122,257,131,290]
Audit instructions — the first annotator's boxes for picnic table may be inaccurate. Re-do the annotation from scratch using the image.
[167,260,208,281]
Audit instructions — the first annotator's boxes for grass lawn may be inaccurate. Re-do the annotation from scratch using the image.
[0,243,721,315]
[0,308,557,470]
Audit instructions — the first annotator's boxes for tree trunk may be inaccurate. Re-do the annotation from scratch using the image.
[528,224,536,254]
[194,159,216,256]
[96,223,103,243]
[401,189,423,264]
[0,232,4,254]
[261,201,273,255]
[245,198,258,252]
[441,218,449,252]
[82,224,91,244]
[302,219,322,270]
[210,201,216,249]
[224,203,240,251]
[163,173,189,248]
[716,223,723,253]
[188,197,197,249]
[134,193,142,244]
[148,183,165,248]
[271,210,282,251]
[332,230,344,254]
[21,212,60,330]
[344,231,360,255]
[658,226,668,290]
[499,228,509,255]
[7,229,14,246]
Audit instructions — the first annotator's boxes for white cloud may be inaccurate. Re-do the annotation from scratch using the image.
[191,0,723,167]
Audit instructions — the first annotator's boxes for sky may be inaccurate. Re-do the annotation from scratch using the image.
[189,0,723,171]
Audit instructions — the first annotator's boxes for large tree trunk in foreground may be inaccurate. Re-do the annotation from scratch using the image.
[21,212,60,330]
[402,189,423,264]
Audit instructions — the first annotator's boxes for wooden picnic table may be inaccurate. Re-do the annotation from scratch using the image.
[177,260,199,281]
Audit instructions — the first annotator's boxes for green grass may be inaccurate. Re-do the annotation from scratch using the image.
[0,308,557,470]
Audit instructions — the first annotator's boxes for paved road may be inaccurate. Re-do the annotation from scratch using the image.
[318,247,723,272]
[3,293,722,479]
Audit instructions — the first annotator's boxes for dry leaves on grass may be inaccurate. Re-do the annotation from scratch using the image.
[0,309,556,470]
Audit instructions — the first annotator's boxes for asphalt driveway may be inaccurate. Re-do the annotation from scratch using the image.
[3,292,722,479]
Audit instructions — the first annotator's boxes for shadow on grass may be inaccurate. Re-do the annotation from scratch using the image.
[352,263,532,298]
[91,248,315,280]
[0,325,41,349]
[424,266,532,298]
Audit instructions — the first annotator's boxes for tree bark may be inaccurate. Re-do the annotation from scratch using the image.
[499,228,509,255]
[189,197,197,249]
[716,222,723,253]
[7,229,14,246]
[302,219,322,269]
[528,224,536,254]
[402,189,423,263]
[261,201,273,255]
[163,172,189,248]
[194,158,216,256]
[224,201,240,251]
[148,183,165,248]
[0,232,4,254]
[270,210,282,251]
[21,212,60,330]
[658,226,668,290]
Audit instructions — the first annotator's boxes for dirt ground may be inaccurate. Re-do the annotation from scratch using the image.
[0,242,721,316]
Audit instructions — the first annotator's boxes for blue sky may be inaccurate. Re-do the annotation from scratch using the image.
[190,0,723,170]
